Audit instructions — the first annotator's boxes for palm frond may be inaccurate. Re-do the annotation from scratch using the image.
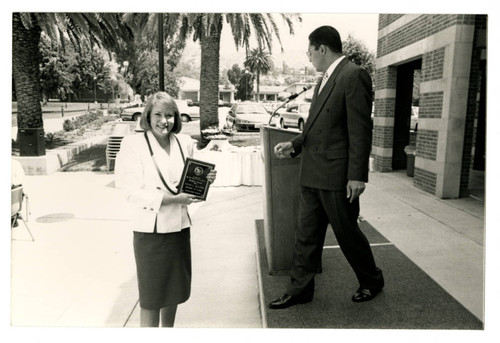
[17,13,34,30]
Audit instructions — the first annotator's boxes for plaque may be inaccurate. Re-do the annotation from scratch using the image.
[178,158,215,200]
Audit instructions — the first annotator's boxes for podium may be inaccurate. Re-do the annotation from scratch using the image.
[260,126,301,275]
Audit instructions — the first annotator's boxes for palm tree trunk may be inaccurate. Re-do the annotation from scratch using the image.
[199,21,222,135]
[256,71,260,102]
[13,13,43,129]
[12,13,45,156]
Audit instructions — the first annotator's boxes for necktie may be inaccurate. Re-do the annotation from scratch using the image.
[319,72,329,93]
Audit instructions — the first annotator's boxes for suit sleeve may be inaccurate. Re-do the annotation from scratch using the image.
[290,133,304,158]
[114,135,163,213]
[345,67,373,182]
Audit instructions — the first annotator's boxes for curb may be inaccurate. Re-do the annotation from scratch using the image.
[14,135,108,175]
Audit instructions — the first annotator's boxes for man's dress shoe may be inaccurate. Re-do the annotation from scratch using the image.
[268,293,313,309]
[351,287,382,302]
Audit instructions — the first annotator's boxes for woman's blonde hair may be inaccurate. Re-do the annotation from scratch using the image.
[139,92,182,133]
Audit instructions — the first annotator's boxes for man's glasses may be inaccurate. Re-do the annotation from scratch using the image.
[306,46,318,57]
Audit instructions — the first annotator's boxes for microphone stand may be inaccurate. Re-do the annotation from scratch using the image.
[267,86,311,126]
[267,100,291,126]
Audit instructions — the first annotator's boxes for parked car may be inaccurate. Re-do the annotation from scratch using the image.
[410,106,419,131]
[120,100,199,122]
[262,102,283,114]
[225,102,272,131]
[120,103,144,122]
[278,102,311,131]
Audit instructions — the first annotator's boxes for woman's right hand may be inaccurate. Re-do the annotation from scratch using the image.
[174,193,203,205]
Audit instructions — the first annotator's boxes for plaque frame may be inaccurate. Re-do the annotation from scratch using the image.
[178,157,215,200]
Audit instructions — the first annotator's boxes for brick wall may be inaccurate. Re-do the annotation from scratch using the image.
[416,130,438,160]
[372,65,397,172]
[460,15,487,196]
[419,91,444,119]
[374,97,396,117]
[422,47,445,81]
[377,14,476,58]
[372,126,394,148]
[378,14,404,29]
[414,167,437,194]
[372,155,393,172]
[375,14,482,197]
[375,66,397,91]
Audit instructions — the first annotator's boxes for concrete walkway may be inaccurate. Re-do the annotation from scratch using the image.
[9,168,488,331]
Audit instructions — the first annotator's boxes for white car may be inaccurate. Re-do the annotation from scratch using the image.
[278,102,311,131]
[120,100,198,122]
[225,102,272,131]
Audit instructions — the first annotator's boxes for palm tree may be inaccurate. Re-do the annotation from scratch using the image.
[125,13,300,136]
[186,13,300,135]
[12,13,133,156]
[244,47,274,102]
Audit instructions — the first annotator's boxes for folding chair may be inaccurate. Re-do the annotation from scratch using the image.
[11,185,34,241]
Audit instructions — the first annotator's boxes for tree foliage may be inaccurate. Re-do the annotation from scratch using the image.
[13,12,133,135]
[39,36,75,101]
[342,34,375,80]
[123,13,301,133]
[133,48,180,99]
[243,47,274,102]
[236,72,255,101]
[227,64,243,88]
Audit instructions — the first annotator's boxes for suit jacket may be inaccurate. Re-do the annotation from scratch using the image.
[290,58,373,190]
[114,131,195,233]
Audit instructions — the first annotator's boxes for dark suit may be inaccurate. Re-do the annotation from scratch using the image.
[286,57,384,296]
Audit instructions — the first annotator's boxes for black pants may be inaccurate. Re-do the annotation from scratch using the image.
[286,186,384,296]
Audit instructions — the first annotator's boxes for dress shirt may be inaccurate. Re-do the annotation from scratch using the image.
[319,55,346,93]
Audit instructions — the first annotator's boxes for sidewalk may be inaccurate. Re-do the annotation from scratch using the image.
[9,168,485,328]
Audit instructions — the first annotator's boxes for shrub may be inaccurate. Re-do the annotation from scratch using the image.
[63,119,75,131]
[45,132,55,142]
[107,107,122,115]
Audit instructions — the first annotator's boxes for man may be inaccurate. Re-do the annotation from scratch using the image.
[269,26,384,310]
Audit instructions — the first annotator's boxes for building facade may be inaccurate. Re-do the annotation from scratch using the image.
[372,14,487,198]
[178,77,235,104]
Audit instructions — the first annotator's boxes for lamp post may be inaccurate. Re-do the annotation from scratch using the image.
[244,70,252,101]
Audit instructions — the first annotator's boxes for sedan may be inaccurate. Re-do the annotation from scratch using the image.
[120,100,199,122]
[278,102,311,131]
[225,102,272,131]
[120,104,144,122]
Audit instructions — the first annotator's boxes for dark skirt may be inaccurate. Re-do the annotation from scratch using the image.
[133,228,191,310]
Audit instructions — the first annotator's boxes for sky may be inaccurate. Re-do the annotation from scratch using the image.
[184,13,379,70]
[221,13,379,52]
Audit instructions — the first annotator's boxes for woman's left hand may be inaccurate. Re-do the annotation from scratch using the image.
[207,170,217,184]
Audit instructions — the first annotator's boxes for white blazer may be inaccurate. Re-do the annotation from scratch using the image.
[114,131,195,233]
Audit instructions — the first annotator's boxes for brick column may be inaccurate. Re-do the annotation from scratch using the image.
[415,24,475,198]
[372,66,397,172]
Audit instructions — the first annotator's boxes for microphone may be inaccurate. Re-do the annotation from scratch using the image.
[287,85,312,100]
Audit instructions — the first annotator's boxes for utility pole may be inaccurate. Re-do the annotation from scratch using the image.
[158,13,164,91]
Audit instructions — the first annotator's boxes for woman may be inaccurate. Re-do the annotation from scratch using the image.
[115,92,216,327]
